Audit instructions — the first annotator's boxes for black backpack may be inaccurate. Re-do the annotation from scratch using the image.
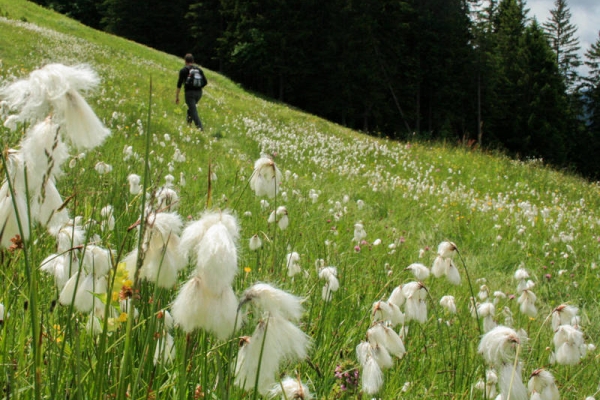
[185,65,205,89]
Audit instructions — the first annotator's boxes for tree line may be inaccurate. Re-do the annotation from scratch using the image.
[32,0,600,179]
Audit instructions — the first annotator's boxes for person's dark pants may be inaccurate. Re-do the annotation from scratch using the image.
[185,89,203,129]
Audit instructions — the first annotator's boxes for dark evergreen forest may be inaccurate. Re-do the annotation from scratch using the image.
[31,0,600,179]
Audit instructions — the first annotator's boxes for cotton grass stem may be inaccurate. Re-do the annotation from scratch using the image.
[207,160,213,209]
[455,249,481,334]
[0,152,41,400]
[506,343,522,400]
[118,77,153,400]
[455,248,489,399]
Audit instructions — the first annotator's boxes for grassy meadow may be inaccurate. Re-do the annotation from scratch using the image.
[1,1,600,398]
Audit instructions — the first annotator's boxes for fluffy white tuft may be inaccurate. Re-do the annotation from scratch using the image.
[249,156,283,198]
[267,376,313,400]
[240,283,304,321]
[405,263,430,281]
[479,325,521,366]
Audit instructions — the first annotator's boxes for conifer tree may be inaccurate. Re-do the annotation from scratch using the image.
[566,32,600,179]
[583,32,600,136]
[543,0,581,91]
[519,21,570,164]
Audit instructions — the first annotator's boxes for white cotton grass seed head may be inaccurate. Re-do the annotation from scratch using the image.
[94,161,112,174]
[367,322,406,359]
[86,314,102,336]
[478,325,521,366]
[517,289,538,317]
[267,210,277,224]
[267,376,314,400]
[401,282,428,324]
[164,174,175,188]
[249,234,262,251]
[153,333,176,366]
[127,173,141,195]
[318,267,338,288]
[239,283,304,321]
[155,187,179,210]
[405,263,430,281]
[551,304,579,330]
[192,221,239,291]
[478,302,498,333]
[0,64,111,150]
[528,368,560,400]
[21,119,69,186]
[278,214,289,230]
[40,253,75,290]
[235,315,311,394]
[276,206,287,216]
[445,260,461,285]
[493,291,507,304]
[314,258,325,270]
[249,156,283,198]
[437,241,457,258]
[285,252,302,277]
[356,341,384,395]
[514,267,530,281]
[498,363,527,400]
[260,199,270,210]
[125,212,187,288]
[82,244,113,278]
[553,324,585,365]
[100,205,113,219]
[371,300,404,327]
[388,284,406,308]
[170,276,240,339]
[440,295,457,314]
[478,285,490,301]
[179,210,240,263]
[319,266,340,302]
[353,222,367,243]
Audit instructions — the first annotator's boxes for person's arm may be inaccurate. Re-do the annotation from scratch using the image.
[176,67,185,104]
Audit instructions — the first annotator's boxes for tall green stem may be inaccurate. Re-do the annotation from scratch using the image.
[118,76,153,399]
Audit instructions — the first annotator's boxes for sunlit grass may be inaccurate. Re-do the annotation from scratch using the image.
[1,1,600,399]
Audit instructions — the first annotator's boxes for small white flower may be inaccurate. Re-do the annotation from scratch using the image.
[239,283,304,321]
[94,161,112,174]
[353,223,367,243]
[405,263,430,281]
[437,241,457,258]
[267,376,313,399]
[285,252,302,277]
[528,368,559,400]
[127,174,141,195]
[551,304,579,330]
[478,325,521,366]
[440,295,457,314]
[249,234,262,251]
[250,156,282,198]
[260,199,270,210]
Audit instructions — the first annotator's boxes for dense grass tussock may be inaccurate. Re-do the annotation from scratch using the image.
[1,1,600,399]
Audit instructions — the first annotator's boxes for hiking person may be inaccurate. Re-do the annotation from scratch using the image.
[175,53,207,130]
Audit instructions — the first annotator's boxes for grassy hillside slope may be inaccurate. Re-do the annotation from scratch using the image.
[1,1,599,399]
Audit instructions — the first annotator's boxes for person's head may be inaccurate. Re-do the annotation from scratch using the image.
[184,53,194,64]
